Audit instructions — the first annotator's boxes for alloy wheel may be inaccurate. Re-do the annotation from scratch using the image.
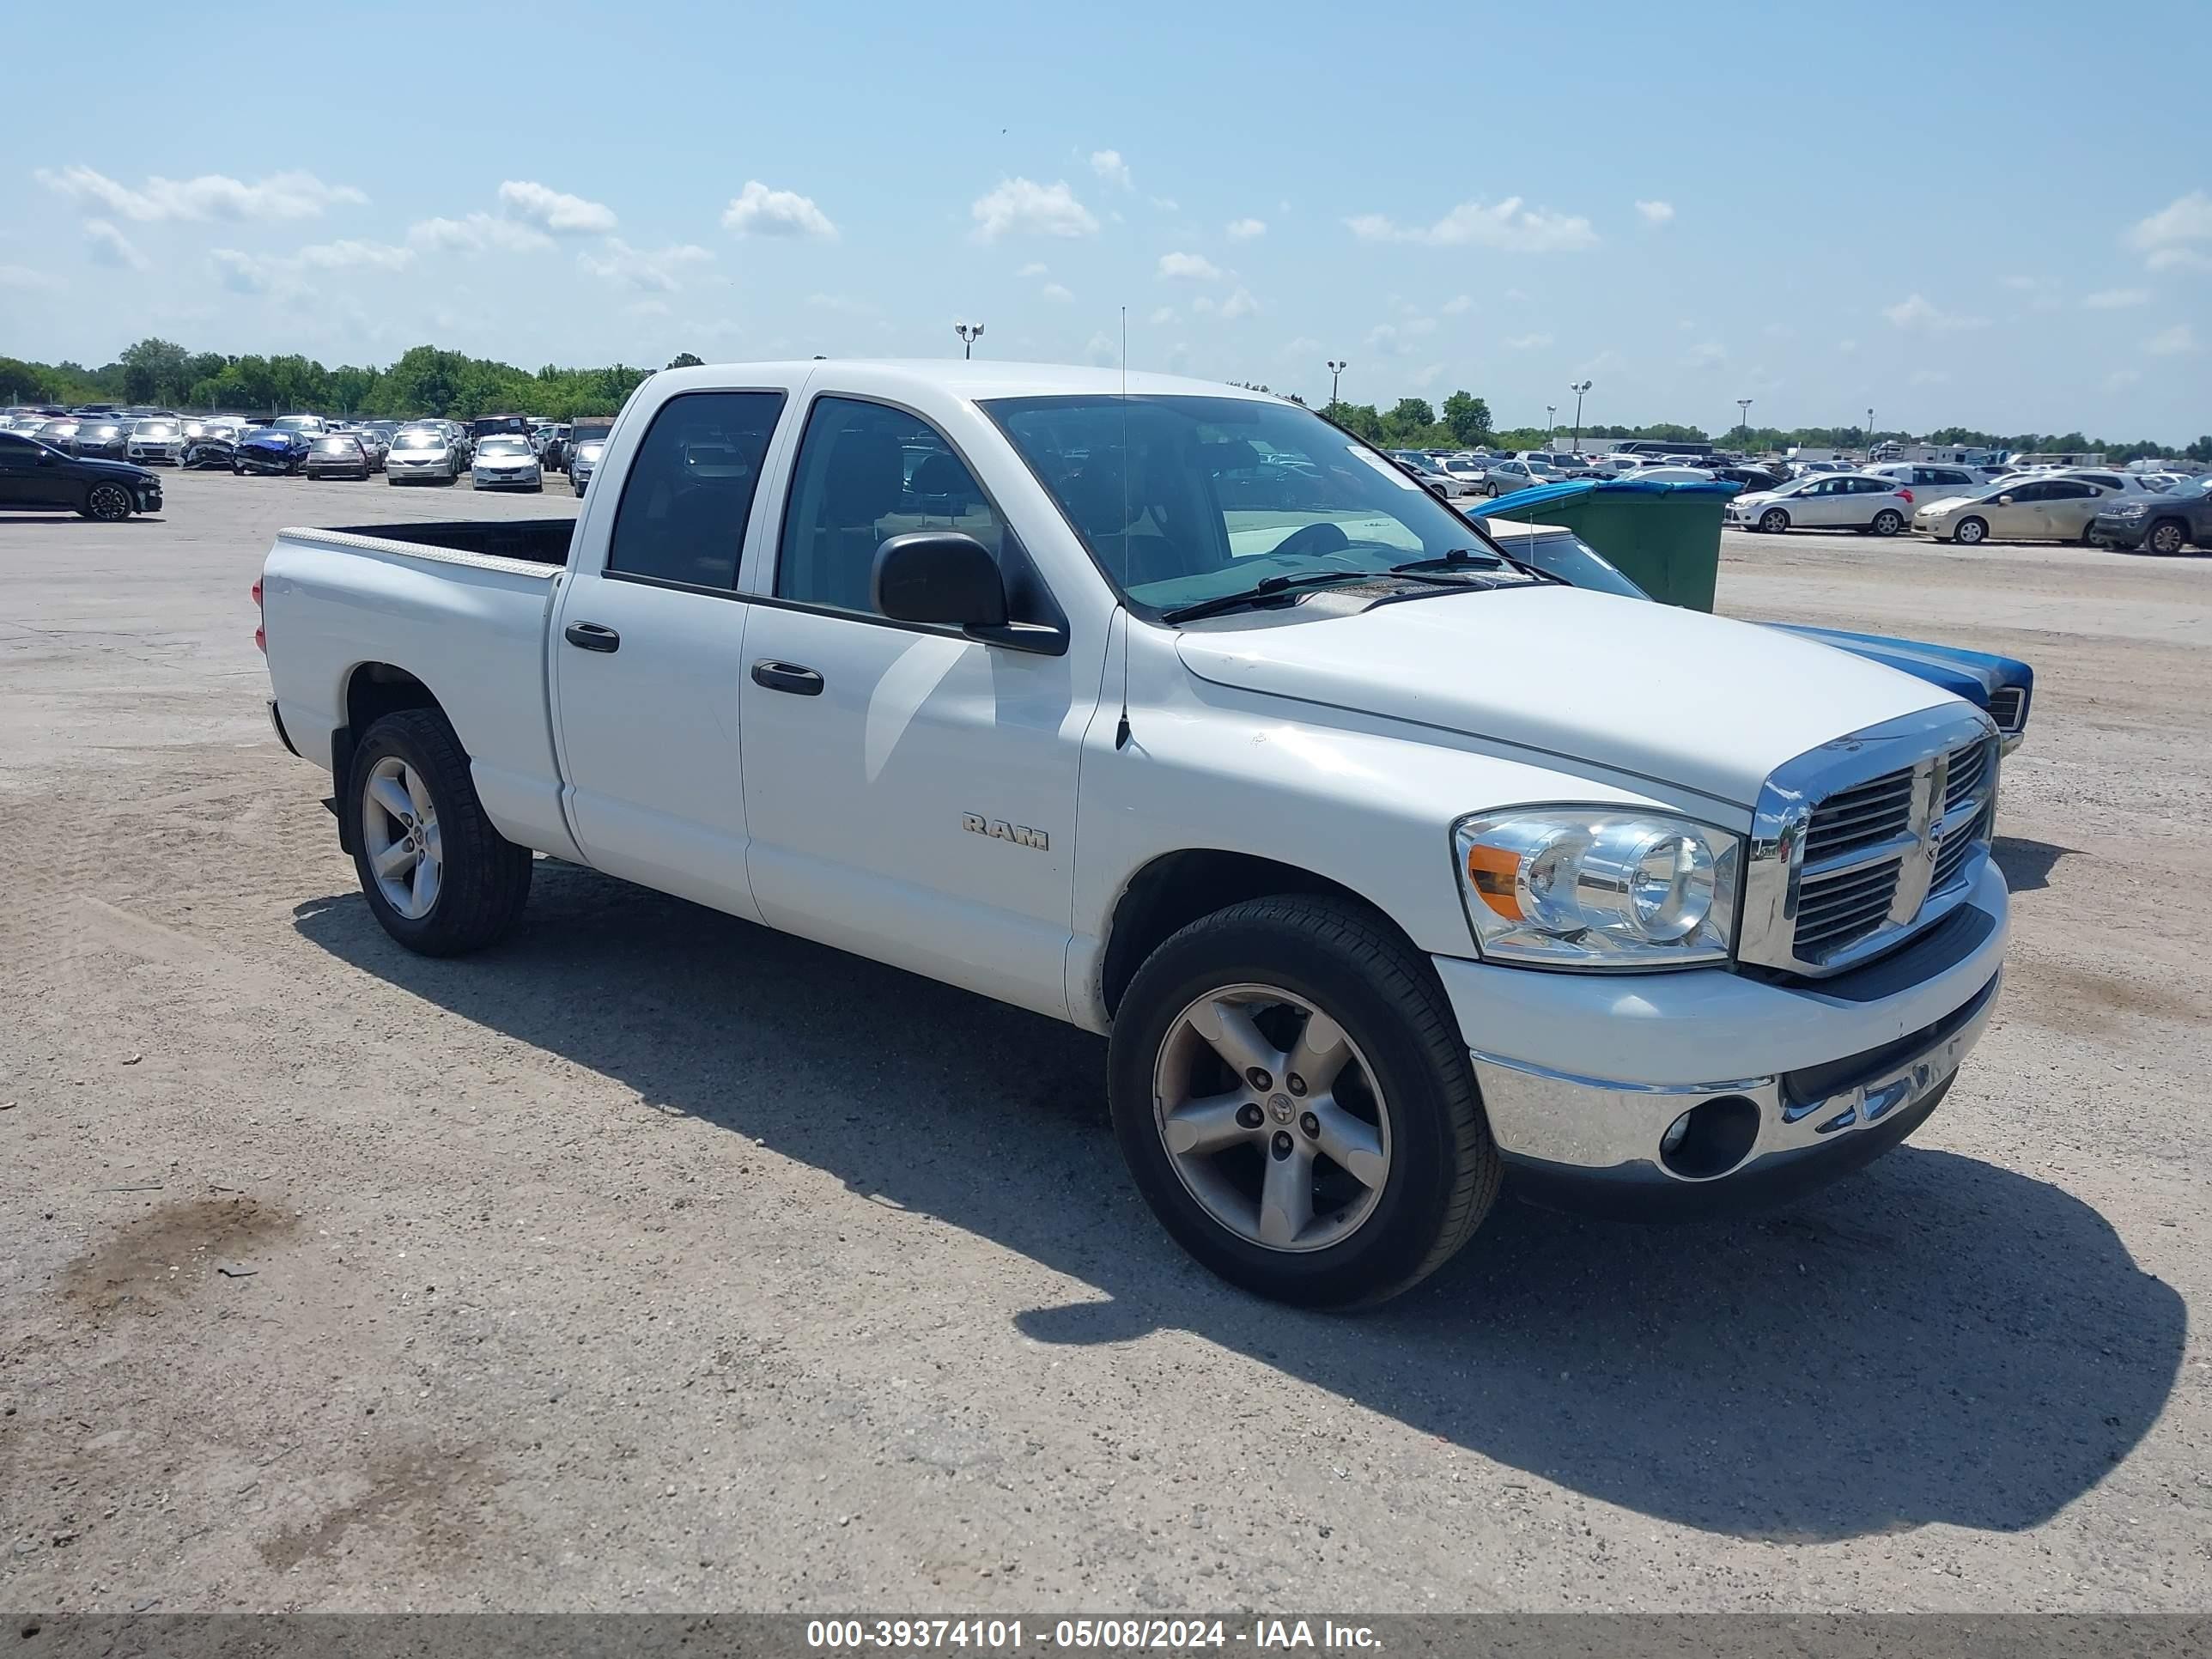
[360,756,442,920]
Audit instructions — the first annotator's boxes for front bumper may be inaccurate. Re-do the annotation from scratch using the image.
[1438,860,2008,1216]
[2089,514,2152,548]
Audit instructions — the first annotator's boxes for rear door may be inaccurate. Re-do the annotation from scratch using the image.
[550,386,794,921]
[2039,480,2102,538]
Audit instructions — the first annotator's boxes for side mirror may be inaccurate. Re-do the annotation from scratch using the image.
[1996,495,2014,506]
[36,450,55,465]
[872,532,1007,629]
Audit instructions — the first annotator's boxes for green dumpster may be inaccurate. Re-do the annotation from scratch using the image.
[1479,478,1735,612]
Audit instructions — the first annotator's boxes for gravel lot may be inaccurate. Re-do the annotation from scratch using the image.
[3,471,2208,1613]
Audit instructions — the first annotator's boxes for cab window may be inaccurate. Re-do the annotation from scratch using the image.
[605,391,785,592]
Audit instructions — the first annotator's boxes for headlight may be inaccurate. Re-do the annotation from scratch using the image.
[1453,808,1740,969]
[2113,501,2149,516]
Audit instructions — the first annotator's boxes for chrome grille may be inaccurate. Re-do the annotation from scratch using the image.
[1741,708,2002,978]
[1985,686,2026,732]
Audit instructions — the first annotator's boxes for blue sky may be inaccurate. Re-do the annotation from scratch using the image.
[3,2,2208,440]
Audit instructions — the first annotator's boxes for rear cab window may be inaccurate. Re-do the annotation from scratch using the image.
[605,391,787,592]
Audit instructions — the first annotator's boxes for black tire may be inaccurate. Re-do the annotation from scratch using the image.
[79,482,134,522]
[2147,519,2187,556]
[347,708,532,957]
[1759,507,1790,533]
[1108,895,1500,1309]
[1871,509,1903,536]
[1953,516,1988,545]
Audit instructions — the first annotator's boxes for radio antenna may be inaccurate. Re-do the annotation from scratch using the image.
[1115,304,1133,752]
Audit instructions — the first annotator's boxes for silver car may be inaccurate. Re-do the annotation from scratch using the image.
[385,425,459,485]
[1912,476,2120,545]
[471,434,543,492]
[568,438,605,496]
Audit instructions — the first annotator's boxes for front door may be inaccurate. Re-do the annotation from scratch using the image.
[2039,481,2101,539]
[0,432,66,507]
[550,388,791,921]
[737,394,1091,1019]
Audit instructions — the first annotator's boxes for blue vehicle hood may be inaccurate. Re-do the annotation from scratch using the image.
[240,430,304,451]
[1764,623,2031,708]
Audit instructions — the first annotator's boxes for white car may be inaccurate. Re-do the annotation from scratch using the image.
[257,358,2007,1308]
[1620,465,1714,483]
[470,434,544,491]
[125,419,185,465]
[1727,473,1917,535]
[1861,462,1999,510]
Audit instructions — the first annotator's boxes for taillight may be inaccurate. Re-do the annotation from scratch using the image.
[1899,488,1914,503]
[252,576,265,653]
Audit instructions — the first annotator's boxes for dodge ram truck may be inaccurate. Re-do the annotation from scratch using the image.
[257,361,2009,1307]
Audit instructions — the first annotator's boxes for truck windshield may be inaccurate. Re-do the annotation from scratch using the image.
[983,393,1509,618]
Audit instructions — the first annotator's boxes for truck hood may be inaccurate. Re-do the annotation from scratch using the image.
[1173,585,1960,809]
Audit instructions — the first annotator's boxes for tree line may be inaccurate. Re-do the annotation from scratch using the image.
[0,338,710,422]
[8,339,2209,463]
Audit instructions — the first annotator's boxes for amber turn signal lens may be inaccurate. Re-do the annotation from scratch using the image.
[1464,844,1522,921]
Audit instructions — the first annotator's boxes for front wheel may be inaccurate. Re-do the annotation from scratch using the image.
[349,708,532,957]
[80,482,135,522]
[1109,896,1499,1308]
[1871,509,1902,536]
[1953,516,1988,545]
[2148,519,2188,556]
[1759,507,1790,533]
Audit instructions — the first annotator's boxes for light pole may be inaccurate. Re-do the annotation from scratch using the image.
[1327,360,1346,404]
[1567,380,1592,454]
[1736,398,1753,445]
[954,322,985,360]
[1866,406,1875,459]
[1546,404,1557,442]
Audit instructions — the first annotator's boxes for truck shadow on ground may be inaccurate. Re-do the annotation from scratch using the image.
[294,861,2182,1545]
[1992,835,2080,893]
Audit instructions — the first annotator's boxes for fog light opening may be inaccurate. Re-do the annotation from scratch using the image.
[1658,1095,1762,1181]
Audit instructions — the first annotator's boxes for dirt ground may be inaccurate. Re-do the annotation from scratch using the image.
[3,471,2208,1612]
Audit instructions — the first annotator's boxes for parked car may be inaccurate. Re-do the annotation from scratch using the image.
[1619,464,1717,484]
[1709,465,1786,494]
[1861,462,1996,506]
[2052,468,2160,496]
[1911,476,2121,544]
[385,425,462,484]
[69,420,131,461]
[352,428,390,472]
[471,434,543,491]
[233,428,314,475]
[568,436,606,495]
[124,419,185,465]
[0,428,163,520]
[2089,474,2212,555]
[270,415,329,440]
[1482,458,1566,495]
[1390,451,1477,497]
[256,360,2009,1307]
[305,434,373,480]
[182,431,240,470]
[34,418,84,450]
[1480,515,2033,753]
[1727,473,1916,535]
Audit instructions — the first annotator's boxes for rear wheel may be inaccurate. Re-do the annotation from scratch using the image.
[1759,507,1790,533]
[348,709,532,957]
[1953,516,1988,545]
[1109,896,1499,1308]
[1871,509,1903,536]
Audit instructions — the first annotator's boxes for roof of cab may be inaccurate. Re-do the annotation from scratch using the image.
[644,357,1280,405]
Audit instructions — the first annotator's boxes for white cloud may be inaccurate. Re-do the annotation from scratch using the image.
[1366,323,1400,351]
[1410,363,1444,389]
[1401,315,1436,337]
[1148,195,1179,213]
[2127,191,2212,270]
[1090,150,1133,191]
[2083,287,2151,309]
[1280,335,1321,358]
[1882,293,1988,331]
[1157,251,1222,281]
[1441,294,1472,314]
[1016,261,1048,277]
[1908,368,1952,386]
[1762,320,1795,338]
[625,300,672,319]
[83,219,147,270]
[1634,199,1674,225]
[2105,368,2142,392]
[0,264,61,292]
[1041,282,1073,302]
[407,213,552,255]
[1346,198,1597,252]
[1148,306,1176,325]
[1225,217,1267,240]
[295,239,415,273]
[1191,286,1257,321]
[720,179,837,239]
[497,179,617,235]
[1681,340,1728,369]
[1503,332,1554,350]
[209,249,270,294]
[971,178,1098,241]
[37,165,366,222]
[2146,323,2198,356]
[578,238,713,293]
[1837,338,1859,356]
[805,293,880,316]
[1085,330,1118,367]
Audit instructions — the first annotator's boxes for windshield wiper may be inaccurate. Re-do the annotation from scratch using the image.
[1393,546,1564,585]
[1158,570,1378,623]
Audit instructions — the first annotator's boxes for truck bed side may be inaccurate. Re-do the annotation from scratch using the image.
[260,523,583,864]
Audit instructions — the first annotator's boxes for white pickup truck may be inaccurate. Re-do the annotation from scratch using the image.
[258,361,2008,1307]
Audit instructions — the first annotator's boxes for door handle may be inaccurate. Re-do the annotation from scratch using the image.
[564,621,621,653]
[750,659,824,696]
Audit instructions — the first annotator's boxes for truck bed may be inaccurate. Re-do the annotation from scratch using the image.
[325,519,575,567]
